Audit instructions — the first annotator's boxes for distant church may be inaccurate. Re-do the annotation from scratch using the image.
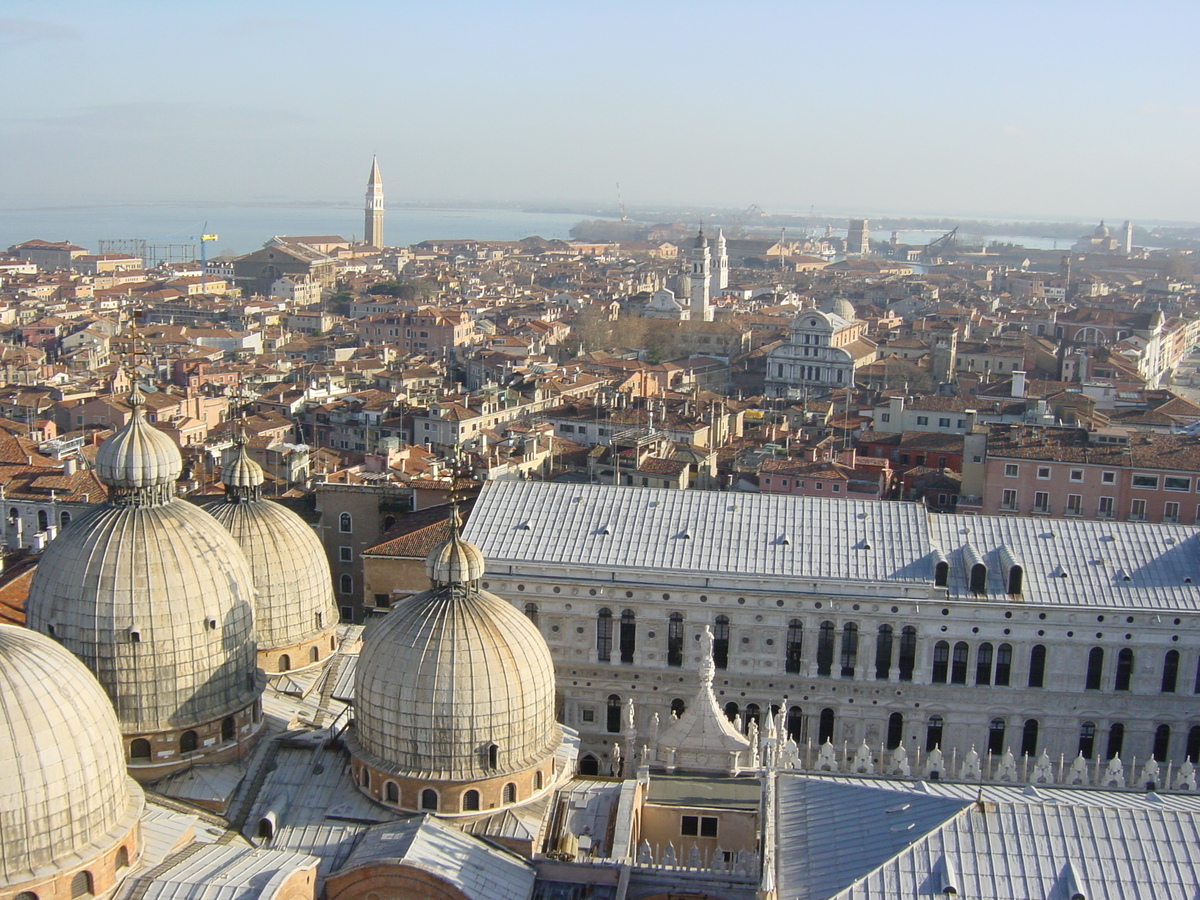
[656,228,728,322]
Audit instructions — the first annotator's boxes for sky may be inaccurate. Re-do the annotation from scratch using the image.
[2,0,1198,223]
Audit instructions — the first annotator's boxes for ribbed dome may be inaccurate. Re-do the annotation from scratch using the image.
[425,531,486,585]
[221,440,264,491]
[829,296,857,322]
[25,500,259,733]
[354,574,559,781]
[0,625,142,886]
[95,387,182,490]
[204,494,337,654]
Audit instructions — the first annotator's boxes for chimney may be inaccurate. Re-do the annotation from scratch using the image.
[63,457,77,476]
[1011,370,1027,399]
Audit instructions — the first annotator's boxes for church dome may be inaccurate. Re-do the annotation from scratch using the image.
[353,529,559,782]
[1095,220,1110,237]
[26,389,259,746]
[0,624,142,888]
[204,442,337,663]
[95,387,182,491]
[828,296,857,322]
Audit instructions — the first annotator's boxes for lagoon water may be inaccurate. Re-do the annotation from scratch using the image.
[0,204,594,260]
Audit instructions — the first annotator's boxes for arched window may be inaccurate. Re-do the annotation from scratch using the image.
[578,755,599,776]
[713,615,730,669]
[385,782,399,802]
[130,738,151,759]
[975,642,993,686]
[898,626,917,682]
[1028,644,1047,688]
[619,609,636,664]
[969,562,987,594]
[785,619,803,674]
[180,730,198,754]
[6,508,16,521]
[339,574,353,596]
[487,743,499,769]
[818,708,835,744]
[503,782,516,804]
[60,511,71,529]
[987,718,1006,756]
[382,515,396,531]
[116,846,130,869]
[1162,650,1180,693]
[875,625,893,680]
[523,602,539,627]
[995,643,1013,686]
[606,695,621,733]
[278,654,291,673]
[533,771,543,791]
[926,715,944,752]
[596,608,613,662]
[1115,648,1134,692]
[70,871,93,898]
[1188,726,1200,764]
[934,560,949,587]
[1078,721,1096,759]
[931,640,950,683]
[667,612,684,667]
[1106,723,1125,760]
[1021,719,1039,758]
[787,706,804,742]
[221,716,235,742]
[1007,564,1024,595]
[1085,647,1104,690]
[360,768,370,788]
[886,712,904,750]
[840,623,859,677]
[950,642,969,684]
[37,509,48,532]
[339,512,352,533]
[16,891,38,900]
[816,621,835,676]
[670,698,686,719]
[462,789,480,811]
[421,789,438,811]
[310,646,320,663]
[1153,724,1171,762]
[725,702,740,723]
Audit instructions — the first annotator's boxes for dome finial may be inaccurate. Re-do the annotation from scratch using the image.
[127,383,146,410]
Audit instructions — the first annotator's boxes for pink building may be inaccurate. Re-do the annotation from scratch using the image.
[759,449,892,500]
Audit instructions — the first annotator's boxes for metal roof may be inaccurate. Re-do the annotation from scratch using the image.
[138,844,319,900]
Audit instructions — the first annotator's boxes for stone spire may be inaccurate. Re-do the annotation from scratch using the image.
[364,155,384,249]
[714,227,729,292]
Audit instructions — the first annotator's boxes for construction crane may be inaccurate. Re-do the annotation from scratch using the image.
[924,226,958,259]
[615,183,627,221]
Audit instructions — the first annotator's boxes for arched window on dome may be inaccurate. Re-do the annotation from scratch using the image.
[524,602,539,627]
[116,846,130,870]
[70,871,93,898]
[221,716,235,742]
[130,738,151,759]
[503,782,516,804]
[15,891,38,900]
[37,509,48,532]
[310,646,320,664]
[278,655,291,673]
[339,512,352,533]
[670,698,686,719]
[462,790,480,812]
[339,574,353,596]
[533,770,543,791]
[596,609,613,662]
[360,768,370,788]
[385,782,399,802]
[60,511,71,529]
[421,789,438,811]
[606,696,621,733]
[487,743,499,769]
[180,731,198,754]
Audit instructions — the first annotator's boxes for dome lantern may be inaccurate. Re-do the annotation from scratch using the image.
[94,386,183,506]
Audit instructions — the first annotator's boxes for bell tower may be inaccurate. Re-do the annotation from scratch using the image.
[364,155,384,248]
[689,228,712,322]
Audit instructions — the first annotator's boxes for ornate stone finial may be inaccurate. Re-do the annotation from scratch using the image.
[127,384,146,410]
[698,625,715,683]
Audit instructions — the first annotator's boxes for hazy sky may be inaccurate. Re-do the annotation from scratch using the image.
[2,0,1197,222]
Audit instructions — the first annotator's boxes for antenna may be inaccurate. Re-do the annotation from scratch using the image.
[616,182,627,222]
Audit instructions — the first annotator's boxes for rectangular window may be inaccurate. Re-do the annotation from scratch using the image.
[938,418,950,428]
[1033,491,1049,513]
[1069,469,1084,482]
[832,484,842,493]
[1130,498,1147,521]
[1036,467,1051,480]
[1132,474,1160,489]
[880,413,891,423]
[681,816,719,837]
[1066,494,1083,515]
[339,546,352,562]
[1001,489,1018,510]
[1004,464,1019,477]
[916,416,929,425]
[1102,471,1116,484]
[1098,496,1115,517]
[581,709,595,723]
[1165,476,1191,492]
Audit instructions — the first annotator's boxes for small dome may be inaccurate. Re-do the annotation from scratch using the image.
[221,441,264,490]
[829,296,857,321]
[95,387,182,489]
[204,492,338,655]
[425,530,486,585]
[26,500,259,734]
[1095,220,1110,237]
[0,625,142,885]
[694,228,709,249]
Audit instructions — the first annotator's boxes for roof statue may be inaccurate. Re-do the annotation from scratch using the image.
[656,625,750,775]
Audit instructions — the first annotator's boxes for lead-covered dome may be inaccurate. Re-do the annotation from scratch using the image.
[0,624,142,888]
[353,526,559,782]
[26,388,259,748]
[204,441,337,665]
